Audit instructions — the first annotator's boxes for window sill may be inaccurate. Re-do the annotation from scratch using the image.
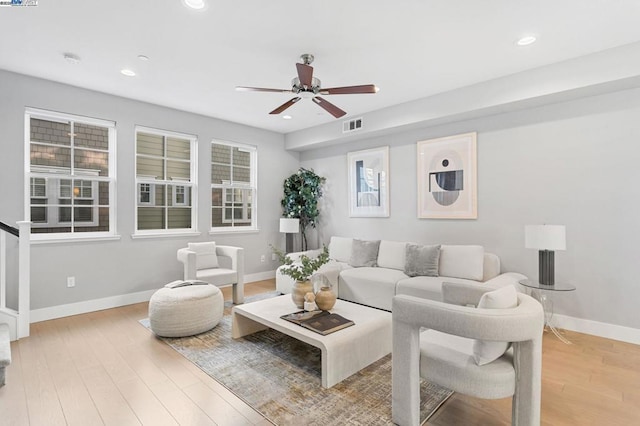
[131,230,202,240]
[209,227,260,235]
[31,234,122,245]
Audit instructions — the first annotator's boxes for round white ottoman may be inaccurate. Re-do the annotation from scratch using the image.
[149,283,224,337]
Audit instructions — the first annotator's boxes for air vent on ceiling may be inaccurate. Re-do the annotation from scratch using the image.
[343,117,363,133]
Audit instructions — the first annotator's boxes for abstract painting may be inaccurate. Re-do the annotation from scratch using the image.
[417,132,477,219]
[347,146,389,217]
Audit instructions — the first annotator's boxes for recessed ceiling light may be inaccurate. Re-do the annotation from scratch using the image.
[516,35,537,46]
[137,55,149,61]
[282,115,292,120]
[63,53,81,64]
[183,0,205,10]
[121,69,136,77]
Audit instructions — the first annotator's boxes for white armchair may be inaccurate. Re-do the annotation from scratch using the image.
[177,242,245,304]
[392,282,544,426]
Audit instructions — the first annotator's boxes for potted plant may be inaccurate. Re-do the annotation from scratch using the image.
[281,168,326,251]
[273,245,330,308]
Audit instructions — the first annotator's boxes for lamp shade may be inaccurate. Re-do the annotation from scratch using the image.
[279,218,300,233]
[525,225,566,250]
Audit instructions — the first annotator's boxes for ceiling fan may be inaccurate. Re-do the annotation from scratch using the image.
[235,53,378,119]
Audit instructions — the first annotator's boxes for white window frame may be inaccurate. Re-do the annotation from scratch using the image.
[29,177,48,224]
[134,126,198,237]
[138,182,154,205]
[210,140,258,233]
[24,108,117,242]
[57,177,99,227]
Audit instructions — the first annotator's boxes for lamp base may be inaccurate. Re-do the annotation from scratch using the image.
[286,233,294,254]
[538,250,555,286]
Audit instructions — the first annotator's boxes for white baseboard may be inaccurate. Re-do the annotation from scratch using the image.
[30,289,158,323]
[245,270,276,283]
[553,314,640,345]
[30,270,279,323]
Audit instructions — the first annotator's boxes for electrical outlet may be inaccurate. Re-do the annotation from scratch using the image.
[272,253,277,261]
[260,254,266,263]
[67,276,76,288]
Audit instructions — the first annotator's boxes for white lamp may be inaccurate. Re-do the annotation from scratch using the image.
[280,218,299,253]
[525,225,566,286]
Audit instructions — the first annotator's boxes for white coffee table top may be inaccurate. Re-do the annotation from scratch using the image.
[233,294,390,346]
[231,294,392,387]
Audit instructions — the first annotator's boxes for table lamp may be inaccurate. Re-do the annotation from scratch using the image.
[525,225,566,285]
[280,218,299,253]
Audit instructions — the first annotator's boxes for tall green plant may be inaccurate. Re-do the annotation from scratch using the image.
[281,168,326,251]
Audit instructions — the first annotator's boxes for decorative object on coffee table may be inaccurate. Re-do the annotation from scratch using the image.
[272,245,330,308]
[292,281,314,309]
[304,292,318,311]
[315,286,337,311]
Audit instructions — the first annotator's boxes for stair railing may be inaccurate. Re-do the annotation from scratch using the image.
[0,221,31,339]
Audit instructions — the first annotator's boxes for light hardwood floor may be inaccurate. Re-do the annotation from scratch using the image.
[1,280,639,426]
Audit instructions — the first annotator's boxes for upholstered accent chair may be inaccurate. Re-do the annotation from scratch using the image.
[392,282,544,426]
[177,242,245,304]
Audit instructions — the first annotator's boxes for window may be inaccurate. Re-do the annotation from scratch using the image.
[211,141,257,232]
[135,127,196,234]
[25,108,115,239]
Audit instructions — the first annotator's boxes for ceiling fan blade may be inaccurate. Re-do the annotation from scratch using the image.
[312,96,347,118]
[296,63,314,88]
[269,97,301,115]
[236,86,293,93]
[320,84,378,95]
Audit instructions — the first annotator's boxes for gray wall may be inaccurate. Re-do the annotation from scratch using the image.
[300,87,640,330]
[0,70,299,310]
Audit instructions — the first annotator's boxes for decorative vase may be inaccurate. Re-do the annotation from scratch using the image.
[292,280,314,309]
[315,286,337,311]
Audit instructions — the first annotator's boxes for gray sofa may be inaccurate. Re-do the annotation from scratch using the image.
[276,236,526,311]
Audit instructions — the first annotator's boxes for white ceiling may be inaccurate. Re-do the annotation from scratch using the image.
[1,0,640,134]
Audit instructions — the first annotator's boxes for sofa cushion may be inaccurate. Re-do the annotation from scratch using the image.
[188,242,219,269]
[396,276,482,302]
[339,267,408,311]
[329,236,353,263]
[377,240,408,270]
[404,244,441,277]
[350,239,381,267]
[472,285,518,366]
[439,245,484,281]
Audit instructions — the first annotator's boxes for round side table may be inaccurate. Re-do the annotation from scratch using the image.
[519,279,576,344]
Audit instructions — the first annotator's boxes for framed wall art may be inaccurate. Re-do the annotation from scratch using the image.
[347,146,389,217]
[417,132,477,219]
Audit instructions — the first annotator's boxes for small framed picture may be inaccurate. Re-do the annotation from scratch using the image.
[347,146,390,217]
[417,132,477,219]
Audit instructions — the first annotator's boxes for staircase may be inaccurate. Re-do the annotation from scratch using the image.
[0,221,31,342]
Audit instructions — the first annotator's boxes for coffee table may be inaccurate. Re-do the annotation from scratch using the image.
[231,295,392,388]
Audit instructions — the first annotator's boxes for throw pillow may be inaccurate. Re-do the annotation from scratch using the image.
[188,242,219,269]
[472,285,518,366]
[439,245,485,281]
[349,239,381,267]
[404,244,441,277]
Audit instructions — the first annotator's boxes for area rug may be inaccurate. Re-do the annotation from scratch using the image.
[141,292,453,425]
